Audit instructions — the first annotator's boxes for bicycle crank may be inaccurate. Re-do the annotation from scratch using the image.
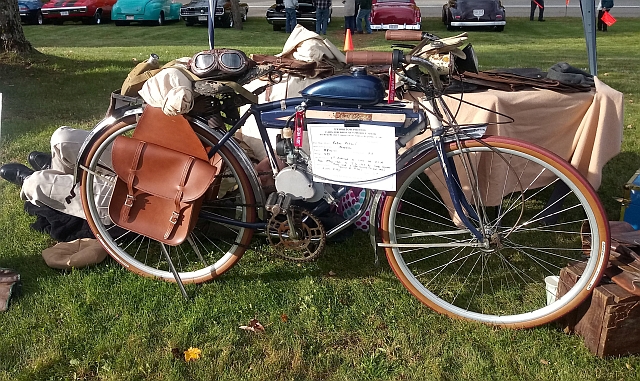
[266,206,326,262]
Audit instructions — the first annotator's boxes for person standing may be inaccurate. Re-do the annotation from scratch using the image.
[343,0,356,34]
[598,0,614,32]
[356,0,372,34]
[313,0,331,35]
[284,0,298,33]
[530,0,544,22]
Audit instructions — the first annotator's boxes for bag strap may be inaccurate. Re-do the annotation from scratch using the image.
[120,140,146,223]
[165,157,196,239]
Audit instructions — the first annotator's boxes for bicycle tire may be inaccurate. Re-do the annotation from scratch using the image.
[80,115,256,283]
[381,136,609,328]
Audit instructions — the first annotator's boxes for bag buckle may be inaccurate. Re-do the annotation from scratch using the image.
[169,212,179,225]
[124,195,135,207]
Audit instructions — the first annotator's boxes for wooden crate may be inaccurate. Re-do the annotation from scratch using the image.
[558,262,640,358]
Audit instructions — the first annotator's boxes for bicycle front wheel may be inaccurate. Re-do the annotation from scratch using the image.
[381,136,609,328]
[80,115,256,283]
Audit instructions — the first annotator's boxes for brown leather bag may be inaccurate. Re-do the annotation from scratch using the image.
[109,106,219,246]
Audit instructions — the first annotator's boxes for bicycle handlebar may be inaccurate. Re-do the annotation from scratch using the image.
[345,51,395,66]
[384,30,424,41]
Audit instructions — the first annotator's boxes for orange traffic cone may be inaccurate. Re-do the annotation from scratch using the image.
[343,29,354,51]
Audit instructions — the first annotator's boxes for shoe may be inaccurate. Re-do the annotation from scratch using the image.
[539,19,545,21]
[27,151,52,171]
[356,30,363,34]
[0,163,34,186]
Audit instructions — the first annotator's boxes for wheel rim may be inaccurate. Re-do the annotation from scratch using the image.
[383,140,608,327]
[82,121,255,283]
[37,12,43,25]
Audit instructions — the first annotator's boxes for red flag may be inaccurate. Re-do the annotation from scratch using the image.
[565,0,569,5]
[601,10,616,26]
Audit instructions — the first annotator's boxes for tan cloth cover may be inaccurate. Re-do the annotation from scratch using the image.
[138,58,194,116]
[277,24,347,64]
[42,238,108,270]
[424,76,623,190]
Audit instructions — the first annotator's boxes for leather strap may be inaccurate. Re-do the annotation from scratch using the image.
[121,140,146,223]
[164,157,195,239]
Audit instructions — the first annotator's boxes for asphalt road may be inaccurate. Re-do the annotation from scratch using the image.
[249,0,639,18]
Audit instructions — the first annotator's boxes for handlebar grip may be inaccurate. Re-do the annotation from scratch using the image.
[385,30,424,41]
[346,51,394,65]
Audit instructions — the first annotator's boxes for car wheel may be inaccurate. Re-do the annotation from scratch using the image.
[442,6,447,23]
[94,11,102,24]
[36,11,44,25]
[158,12,165,26]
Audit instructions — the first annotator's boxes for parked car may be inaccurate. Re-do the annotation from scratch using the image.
[442,0,506,32]
[41,0,117,24]
[180,0,248,27]
[370,0,421,31]
[19,0,44,25]
[266,0,331,32]
[112,0,181,25]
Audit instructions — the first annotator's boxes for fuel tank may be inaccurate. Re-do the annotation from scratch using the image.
[300,67,385,106]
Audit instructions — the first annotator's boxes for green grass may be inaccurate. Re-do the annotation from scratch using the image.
[1,17,640,380]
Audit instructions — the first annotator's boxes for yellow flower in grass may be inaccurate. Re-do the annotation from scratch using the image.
[184,347,202,362]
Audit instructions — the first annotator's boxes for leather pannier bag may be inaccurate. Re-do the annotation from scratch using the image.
[108,106,219,245]
[109,135,219,246]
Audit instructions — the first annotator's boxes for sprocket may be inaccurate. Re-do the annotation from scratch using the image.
[266,206,326,262]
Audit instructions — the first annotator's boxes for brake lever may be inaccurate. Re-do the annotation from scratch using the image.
[391,43,416,49]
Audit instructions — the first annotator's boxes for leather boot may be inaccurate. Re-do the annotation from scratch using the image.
[0,163,34,186]
[28,151,52,171]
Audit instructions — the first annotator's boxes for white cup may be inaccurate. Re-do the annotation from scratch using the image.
[545,275,560,305]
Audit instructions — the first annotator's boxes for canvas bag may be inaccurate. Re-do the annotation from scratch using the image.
[109,106,219,245]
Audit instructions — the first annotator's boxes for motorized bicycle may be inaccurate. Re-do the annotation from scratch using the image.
[74,30,610,328]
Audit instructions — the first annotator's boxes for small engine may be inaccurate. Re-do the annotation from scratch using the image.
[273,126,326,203]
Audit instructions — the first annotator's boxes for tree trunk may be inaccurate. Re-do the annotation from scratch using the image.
[230,0,243,30]
[0,0,34,54]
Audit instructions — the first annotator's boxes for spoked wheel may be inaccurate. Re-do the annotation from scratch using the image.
[80,114,256,283]
[381,136,609,328]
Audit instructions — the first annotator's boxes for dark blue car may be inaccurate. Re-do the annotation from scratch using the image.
[19,0,44,25]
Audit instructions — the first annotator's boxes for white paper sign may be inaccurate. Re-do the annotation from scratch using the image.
[307,123,396,191]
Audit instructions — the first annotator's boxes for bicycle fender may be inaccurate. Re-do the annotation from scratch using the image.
[73,105,144,185]
[190,117,266,209]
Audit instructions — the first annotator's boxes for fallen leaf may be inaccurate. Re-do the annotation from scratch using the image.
[184,347,202,362]
[627,124,634,129]
[280,314,289,322]
[540,359,549,365]
[239,318,266,333]
[171,347,184,361]
[626,363,632,370]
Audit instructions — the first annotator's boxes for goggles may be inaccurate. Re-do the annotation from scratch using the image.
[189,49,253,78]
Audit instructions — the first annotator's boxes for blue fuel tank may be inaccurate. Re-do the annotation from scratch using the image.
[300,67,385,106]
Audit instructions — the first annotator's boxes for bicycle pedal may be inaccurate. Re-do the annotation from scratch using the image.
[265,192,292,215]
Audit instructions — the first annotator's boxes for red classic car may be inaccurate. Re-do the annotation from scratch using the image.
[41,0,117,24]
[370,0,421,31]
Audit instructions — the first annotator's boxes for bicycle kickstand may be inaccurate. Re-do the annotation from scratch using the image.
[160,243,189,300]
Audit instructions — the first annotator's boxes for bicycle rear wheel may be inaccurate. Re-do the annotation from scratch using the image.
[80,115,256,283]
[381,136,609,328]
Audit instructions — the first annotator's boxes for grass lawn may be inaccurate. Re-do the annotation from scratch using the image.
[1,16,639,380]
